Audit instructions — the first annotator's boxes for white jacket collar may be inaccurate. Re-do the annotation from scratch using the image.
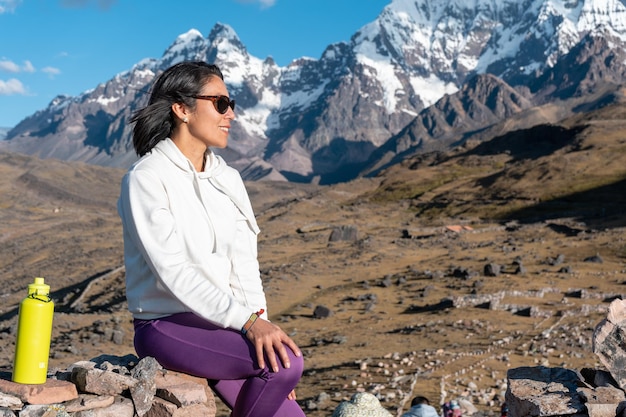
[153,138,259,234]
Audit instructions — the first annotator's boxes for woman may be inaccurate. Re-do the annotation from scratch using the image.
[117,61,305,417]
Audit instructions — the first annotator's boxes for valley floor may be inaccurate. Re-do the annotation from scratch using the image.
[0,172,623,417]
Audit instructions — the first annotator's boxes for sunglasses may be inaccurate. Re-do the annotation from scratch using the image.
[191,95,236,114]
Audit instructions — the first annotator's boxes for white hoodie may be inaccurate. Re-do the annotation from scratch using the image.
[118,138,267,330]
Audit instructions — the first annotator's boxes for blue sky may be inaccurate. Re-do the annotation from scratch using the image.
[0,0,391,128]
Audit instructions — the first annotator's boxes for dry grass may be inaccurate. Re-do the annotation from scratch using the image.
[0,100,625,416]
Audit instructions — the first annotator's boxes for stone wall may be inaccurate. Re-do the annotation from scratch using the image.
[0,354,216,417]
[6,299,626,417]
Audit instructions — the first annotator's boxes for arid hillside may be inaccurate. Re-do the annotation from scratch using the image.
[0,98,625,417]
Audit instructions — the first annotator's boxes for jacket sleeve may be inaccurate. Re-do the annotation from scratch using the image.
[119,168,254,330]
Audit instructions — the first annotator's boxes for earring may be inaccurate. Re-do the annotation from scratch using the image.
[182,117,188,123]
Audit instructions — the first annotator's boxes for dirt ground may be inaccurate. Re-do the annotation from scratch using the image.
[0,152,624,417]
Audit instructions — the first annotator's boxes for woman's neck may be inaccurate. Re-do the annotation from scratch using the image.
[171,136,207,172]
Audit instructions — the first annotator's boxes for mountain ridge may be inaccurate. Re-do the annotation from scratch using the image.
[3,0,626,183]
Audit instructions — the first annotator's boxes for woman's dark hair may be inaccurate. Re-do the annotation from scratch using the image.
[130,61,224,156]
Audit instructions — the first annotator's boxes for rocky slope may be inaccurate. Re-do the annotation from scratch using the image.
[0,93,625,416]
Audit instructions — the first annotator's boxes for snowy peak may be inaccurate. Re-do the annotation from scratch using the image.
[577,0,626,35]
[208,22,244,50]
[367,0,626,83]
[170,28,205,48]
[160,28,209,68]
[207,23,251,64]
[204,22,273,91]
[4,0,626,184]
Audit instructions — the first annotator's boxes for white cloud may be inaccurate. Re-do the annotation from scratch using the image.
[23,60,35,73]
[0,59,20,73]
[0,59,37,73]
[42,66,61,78]
[0,78,26,95]
[0,0,21,14]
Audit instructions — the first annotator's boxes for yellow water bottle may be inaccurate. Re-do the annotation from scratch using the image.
[12,277,54,384]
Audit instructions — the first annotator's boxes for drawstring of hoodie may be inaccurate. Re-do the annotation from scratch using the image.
[198,152,260,235]
[154,139,260,236]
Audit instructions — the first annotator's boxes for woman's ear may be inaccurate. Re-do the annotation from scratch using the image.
[171,102,189,123]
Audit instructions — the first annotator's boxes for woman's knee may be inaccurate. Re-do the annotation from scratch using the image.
[275,350,304,386]
[290,351,304,376]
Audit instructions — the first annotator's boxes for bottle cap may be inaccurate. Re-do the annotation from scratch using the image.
[28,277,50,296]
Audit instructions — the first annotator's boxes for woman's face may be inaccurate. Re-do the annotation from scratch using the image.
[187,76,235,149]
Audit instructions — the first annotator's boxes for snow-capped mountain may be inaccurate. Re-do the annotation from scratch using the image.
[3,0,626,183]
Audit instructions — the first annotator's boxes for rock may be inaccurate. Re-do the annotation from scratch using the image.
[584,254,603,263]
[313,305,332,318]
[112,330,125,345]
[171,403,214,417]
[316,391,331,405]
[63,394,115,413]
[505,366,585,417]
[0,407,16,416]
[154,372,208,407]
[0,391,21,410]
[332,392,393,417]
[145,397,178,416]
[71,366,136,396]
[379,276,393,287]
[17,404,49,417]
[501,298,626,417]
[592,298,626,391]
[579,368,618,388]
[505,363,626,417]
[452,267,476,280]
[513,262,527,275]
[578,385,625,404]
[585,403,620,417]
[484,263,501,277]
[130,356,162,416]
[0,355,216,417]
[72,395,134,417]
[164,371,216,415]
[0,378,78,405]
[548,254,565,265]
[329,226,358,242]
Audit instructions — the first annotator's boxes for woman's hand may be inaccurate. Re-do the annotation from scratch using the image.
[288,389,297,401]
[245,317,301,372]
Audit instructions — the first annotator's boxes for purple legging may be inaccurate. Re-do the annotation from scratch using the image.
[133,313,306,417]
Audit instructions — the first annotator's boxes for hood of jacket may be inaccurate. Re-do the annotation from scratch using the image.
[153,138,260,234]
